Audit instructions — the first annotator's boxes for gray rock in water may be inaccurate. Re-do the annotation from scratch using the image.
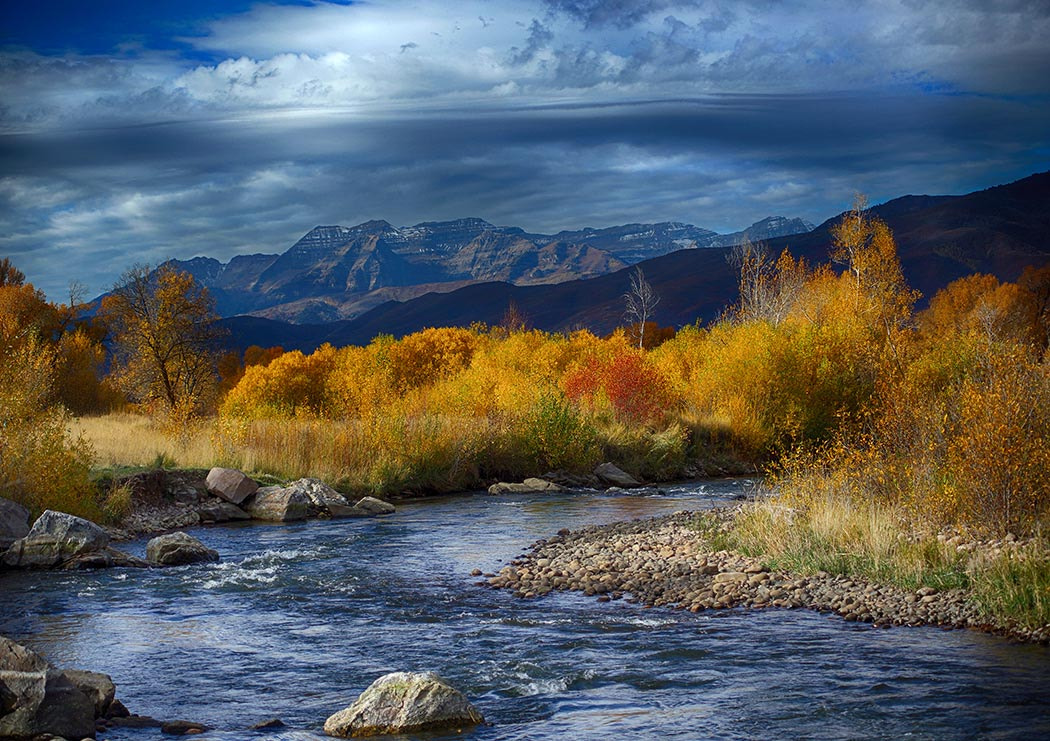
[0,497,30,550]
[62,546,149,570]
[162,719,212,734]
[323,671,483,738]
[63,668,116,718]
[327,503,373,518]
[351,496,396,515]
[245,486,311,522]
[2,510,110,569]
[286,478,350,513]
[488,478,567,494]
[250,717,286,730]
[0,635,98,740]
[197,500,252,523]
[206,467,259,505]
[594,462,642,489]
[146,532,219,566]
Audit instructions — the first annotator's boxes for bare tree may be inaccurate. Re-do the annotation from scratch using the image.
[623,266,660,348]
[727,238,807,324]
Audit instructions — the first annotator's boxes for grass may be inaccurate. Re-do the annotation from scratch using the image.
[71,413,216,469]
[703,491,1050,632]
[728,496,970,590]
[73,411,752,498]
[971,537,1050,631]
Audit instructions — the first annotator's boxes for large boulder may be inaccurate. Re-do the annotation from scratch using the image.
[594,462,643,489]
[205,467,258,505]
[146,532,219,566]
[286,478,351,513]
[245,486,311,522]
[0,636,98,740]
[324,672,483,738]
[2,510,110,569]
[0,497,30,551]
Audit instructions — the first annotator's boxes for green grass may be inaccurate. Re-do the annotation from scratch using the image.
[972,539,1050,631]
[699,494,1049,631]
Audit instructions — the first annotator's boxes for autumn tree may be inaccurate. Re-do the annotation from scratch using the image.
[100,264,224,421]
[624,266,660,348]
[0,257,26,287]
[728,239,809,324]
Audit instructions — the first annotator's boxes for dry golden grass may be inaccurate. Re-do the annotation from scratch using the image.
[71,413,217,469]
[728,493,969,591]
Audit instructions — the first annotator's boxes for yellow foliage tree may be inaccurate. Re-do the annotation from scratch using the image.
[101,264,224,422]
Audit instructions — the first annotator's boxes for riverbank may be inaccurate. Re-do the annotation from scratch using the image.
[485,508,1050,644]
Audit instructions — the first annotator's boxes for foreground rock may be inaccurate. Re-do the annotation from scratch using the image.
[205,467,258,505]
[0,636,101,740]
[0,497,30,550]
[488,478,567,495]
[485,511,1049,644]
[245,485,312,522]
[2,510,146,570]
[593,462,642,488]
[324,671,483,738]
[146,532,219,566]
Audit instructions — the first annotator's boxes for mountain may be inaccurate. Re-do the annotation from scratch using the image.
[708,216,816,247]
[168,215,812,322]
[221,172,1050,352]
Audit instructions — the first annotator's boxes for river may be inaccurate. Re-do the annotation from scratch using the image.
[2,479,1049,740]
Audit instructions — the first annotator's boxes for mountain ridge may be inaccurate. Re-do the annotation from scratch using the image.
[220,171,1050,353]
[168,214,813,322]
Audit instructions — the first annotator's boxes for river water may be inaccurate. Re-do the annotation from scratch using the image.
[2,479,1049,740]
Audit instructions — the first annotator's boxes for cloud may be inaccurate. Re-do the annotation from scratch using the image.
[1,1,1048,299]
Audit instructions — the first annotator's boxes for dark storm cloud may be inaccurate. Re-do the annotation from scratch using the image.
[1,0,1048,299]
[4,87,1046,299]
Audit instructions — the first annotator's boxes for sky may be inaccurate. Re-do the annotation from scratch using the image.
[2,0,1048,300]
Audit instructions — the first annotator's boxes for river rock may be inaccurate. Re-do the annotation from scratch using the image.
[323,671,483,738]
[593,462,642,489]
[2,510,110,569]
[62,546,149,570]
[162,719,212,734]
[245,486,311,522]
[0,636,98,740]
[351,496,396,515]
[145,532,219,566]
[205,467,258,505]
[488,478,566,494]
[63,669,116,718]
[0,497,30,550]
[196,500,251,523]
[286,478,351,513]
